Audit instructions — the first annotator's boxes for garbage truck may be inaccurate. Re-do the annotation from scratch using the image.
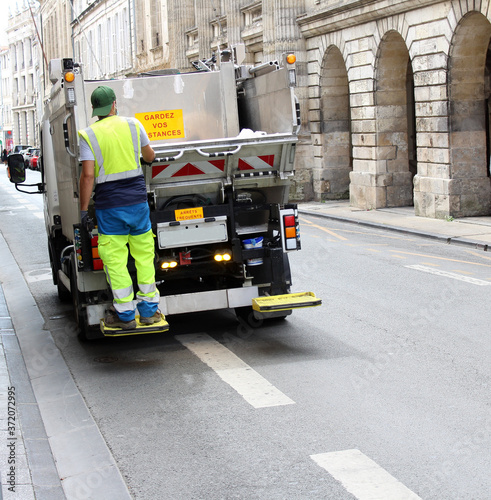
[8,47,321,339]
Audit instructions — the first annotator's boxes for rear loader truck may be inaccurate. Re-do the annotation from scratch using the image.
[8,46,321,339]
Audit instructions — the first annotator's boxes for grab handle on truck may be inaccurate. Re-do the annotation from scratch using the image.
[196,145,242,158]
[63,114,77,158]
[150,150,185,163]
[294,96,301,135]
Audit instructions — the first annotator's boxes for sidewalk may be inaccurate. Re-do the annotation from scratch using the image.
[0,230,132,500]
[0,284,64,500]
[298,200,491,250]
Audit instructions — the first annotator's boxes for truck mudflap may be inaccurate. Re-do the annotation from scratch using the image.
[252,292,322,313]
[100,314,170,337]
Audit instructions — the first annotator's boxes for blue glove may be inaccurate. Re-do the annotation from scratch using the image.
[81,210,95,233]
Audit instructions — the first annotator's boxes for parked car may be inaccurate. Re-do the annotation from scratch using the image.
[20,147,38,167]
[12,145,32,154]
[29,149,40,170]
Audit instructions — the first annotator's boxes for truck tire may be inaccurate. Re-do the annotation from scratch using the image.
[69,256,88,340]
[49,240,70,302]
[235,306,290,329]
[235,306,263,330]
[69,255,105,341]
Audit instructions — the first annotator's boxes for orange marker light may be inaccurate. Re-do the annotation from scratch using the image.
[65,72,75,82]
[286,54,296,64]
[285,227,296,239]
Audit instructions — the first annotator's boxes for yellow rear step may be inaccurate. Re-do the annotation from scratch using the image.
[100,314,170,337]
[252,292,322,312]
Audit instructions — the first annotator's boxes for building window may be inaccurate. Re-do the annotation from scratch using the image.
[150,0,162,48]
[106,18,113,74]
[30,110,35,145]
[122,8,130,67]
[242,2,262,27]
[23,112,28,143]
[187,28,198,49]
[28,39,33,67]
[113,14,119,71]
[97,24,103,77]
[22,76,26,104]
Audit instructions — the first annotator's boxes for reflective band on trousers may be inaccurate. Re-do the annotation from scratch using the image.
[114,301,136,314]
[137,283,160,304]
[112,284,134,301]
[83,118,142,184]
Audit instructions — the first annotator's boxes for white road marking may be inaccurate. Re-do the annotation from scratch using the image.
[406,264,491,286]
[311,449,422,500]
[33,212,44,219]
[176,333,295,408]
[0,205,25,211]
[24,268,53,283]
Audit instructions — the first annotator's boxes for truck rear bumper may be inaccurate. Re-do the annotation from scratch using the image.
[86,286,259,326]
[159,286,260,315]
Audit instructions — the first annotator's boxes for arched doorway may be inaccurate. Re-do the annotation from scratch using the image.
[449,12,491,216]
[318,46,351,200]
[375,31,416,207]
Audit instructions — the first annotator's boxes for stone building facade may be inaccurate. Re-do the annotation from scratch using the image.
[7,6,40,148]
[0,48,13,152]
[299,0,491,218]
[167,0,491,218]
[7,0,491,218]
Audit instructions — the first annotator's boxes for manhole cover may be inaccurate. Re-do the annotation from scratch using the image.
[94,356,118,363]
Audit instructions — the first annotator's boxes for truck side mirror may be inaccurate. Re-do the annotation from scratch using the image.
[7,154,26,184]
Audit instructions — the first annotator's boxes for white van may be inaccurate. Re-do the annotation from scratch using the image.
[12,145,32,154]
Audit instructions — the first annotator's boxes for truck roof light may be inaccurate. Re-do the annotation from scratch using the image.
[286,54,296,65]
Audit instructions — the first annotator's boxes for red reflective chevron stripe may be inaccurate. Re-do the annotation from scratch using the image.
[259,155,275,166]
[238,155,275,171]
[152,159,225,179]
[174,163,204,176]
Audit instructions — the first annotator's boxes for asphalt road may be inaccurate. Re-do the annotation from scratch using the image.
[1,168,490,500]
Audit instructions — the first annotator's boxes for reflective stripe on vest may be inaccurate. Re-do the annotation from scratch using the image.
[80,117,142,184]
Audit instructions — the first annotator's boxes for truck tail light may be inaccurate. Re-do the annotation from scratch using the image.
[91,235,103,270]
[280,207,301,251]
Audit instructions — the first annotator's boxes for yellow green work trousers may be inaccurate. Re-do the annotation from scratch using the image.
[97,229,160,321]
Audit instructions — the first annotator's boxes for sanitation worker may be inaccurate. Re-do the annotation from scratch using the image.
[78,85,160,329]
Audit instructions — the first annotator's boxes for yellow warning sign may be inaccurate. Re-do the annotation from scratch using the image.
[135,109,185,141]
[175,207,204,221]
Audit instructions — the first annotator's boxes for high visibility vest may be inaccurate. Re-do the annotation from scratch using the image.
[78,116,143,184]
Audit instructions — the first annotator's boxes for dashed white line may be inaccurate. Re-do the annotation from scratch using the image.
[406,264,491,286]
[176,333,295,408]
[311,449,422,500]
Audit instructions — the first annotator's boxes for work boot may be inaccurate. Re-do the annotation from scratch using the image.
[139,310,162,325]
[104,309,136,330]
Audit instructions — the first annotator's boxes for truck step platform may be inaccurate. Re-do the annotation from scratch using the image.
[100,314,170,337]
[252,292,322,312]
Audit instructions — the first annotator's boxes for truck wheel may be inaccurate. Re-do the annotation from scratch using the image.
[49,240,70,302]
[70,256,104,341]
[57,278,71,302]
[235,306,290,329]
[235,306,263,330]
[69,256,90,341]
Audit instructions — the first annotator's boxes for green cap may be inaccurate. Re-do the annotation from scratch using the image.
[91,85,116,117]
